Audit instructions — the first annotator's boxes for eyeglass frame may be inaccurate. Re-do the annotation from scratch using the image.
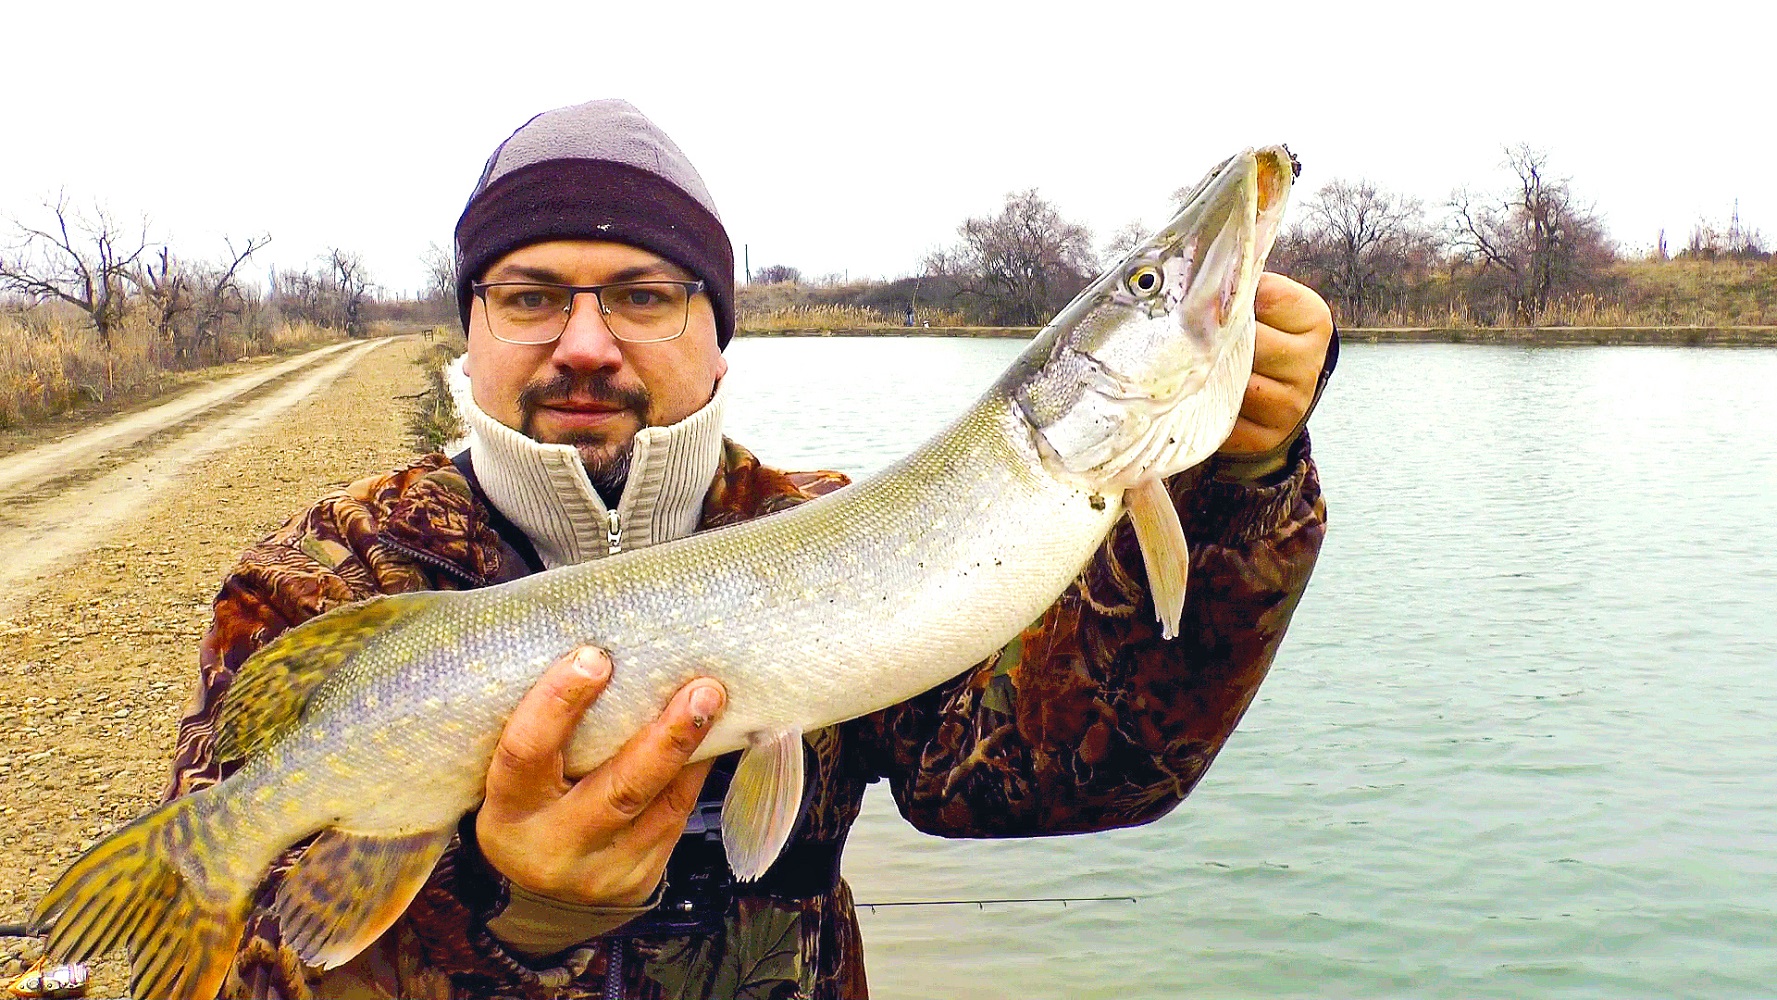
[470,278,709,345]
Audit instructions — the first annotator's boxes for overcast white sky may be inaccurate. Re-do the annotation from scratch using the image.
[3,0,1770,295]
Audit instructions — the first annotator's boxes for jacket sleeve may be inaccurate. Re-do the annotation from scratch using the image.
[853,435,1326,836]
[162,464,606,1000]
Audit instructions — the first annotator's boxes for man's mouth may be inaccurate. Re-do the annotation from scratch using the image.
[531,400,636,433]
[517,373,652,443]
[539,399,628,414]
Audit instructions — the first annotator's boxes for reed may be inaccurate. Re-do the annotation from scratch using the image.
[738,303,969,332]
[0,308,343,431]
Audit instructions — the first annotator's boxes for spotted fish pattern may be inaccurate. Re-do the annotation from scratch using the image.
[163,435,1324,999]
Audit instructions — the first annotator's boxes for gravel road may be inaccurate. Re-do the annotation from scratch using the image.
[0,336,433,990]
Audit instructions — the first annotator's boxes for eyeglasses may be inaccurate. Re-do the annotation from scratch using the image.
[471,279,707,345]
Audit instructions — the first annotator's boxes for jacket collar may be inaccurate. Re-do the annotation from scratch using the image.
[444,357,726,568]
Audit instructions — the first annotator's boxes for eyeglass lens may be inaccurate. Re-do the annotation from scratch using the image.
[483,282,693,344]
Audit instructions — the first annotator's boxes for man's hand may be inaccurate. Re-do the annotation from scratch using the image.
[476,646,726,907]
[1219,272,1335,456]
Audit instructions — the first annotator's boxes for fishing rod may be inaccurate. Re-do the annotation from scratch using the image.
[3,899,1144,935]
[855,895,1139,913]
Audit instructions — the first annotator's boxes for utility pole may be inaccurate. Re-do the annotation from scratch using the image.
[744,244,751,283]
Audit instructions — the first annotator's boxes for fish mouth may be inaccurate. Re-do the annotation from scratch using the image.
[1152,146,1292,347]
[1011,146,1294,489]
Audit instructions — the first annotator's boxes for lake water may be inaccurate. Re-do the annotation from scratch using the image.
[721,337,1777,1000]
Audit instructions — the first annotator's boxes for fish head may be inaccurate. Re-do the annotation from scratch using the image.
[1011,145,1295,491]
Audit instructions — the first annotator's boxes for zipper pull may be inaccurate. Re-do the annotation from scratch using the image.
[606,509,622,555]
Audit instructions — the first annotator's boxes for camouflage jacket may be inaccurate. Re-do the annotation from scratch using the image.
[167,436,1326,999]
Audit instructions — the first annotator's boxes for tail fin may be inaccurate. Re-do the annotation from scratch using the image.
[33,794,257,1000]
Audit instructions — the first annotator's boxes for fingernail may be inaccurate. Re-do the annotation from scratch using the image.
[688,685,723,728]
[573,648,610,684]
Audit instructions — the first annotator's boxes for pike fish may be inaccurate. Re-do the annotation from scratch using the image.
[35,146,1295,999]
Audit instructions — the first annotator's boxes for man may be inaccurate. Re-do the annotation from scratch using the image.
[167,99,1333,999]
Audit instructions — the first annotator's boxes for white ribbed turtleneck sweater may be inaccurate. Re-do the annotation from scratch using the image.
[444,357,725,568]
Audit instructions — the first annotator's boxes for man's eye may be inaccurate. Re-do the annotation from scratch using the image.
[514,291,553,309]
[622,288,663,307]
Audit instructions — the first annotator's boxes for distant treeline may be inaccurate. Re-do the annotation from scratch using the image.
[742,145,1776,330]
[0,196,461,429]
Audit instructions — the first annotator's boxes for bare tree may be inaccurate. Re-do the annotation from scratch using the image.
[932,190,1097,326]
[421,241,458,317]
[134,235,270,362]
[1101,220,1150,264]
[1280,179,1438,324]
[1448,145,1613,319]
[752,264,802,285]
[270,266,333,327]
[187,236,271,358]
[0,194,149,345]
[328,248,373,336]
[138,246,192,344]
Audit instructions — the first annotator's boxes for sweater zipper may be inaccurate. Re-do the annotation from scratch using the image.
[603,939,625,1000]
[606,509,622,555]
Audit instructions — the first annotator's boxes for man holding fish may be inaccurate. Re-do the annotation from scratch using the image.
[40,100,1333,999]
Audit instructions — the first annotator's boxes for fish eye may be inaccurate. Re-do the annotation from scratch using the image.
[1125,264,1163,298]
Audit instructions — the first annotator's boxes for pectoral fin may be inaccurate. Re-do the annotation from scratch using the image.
[722,729,806,881]
[1126,477,1190,640]
[274,826,454,969]
[216,592,441,761]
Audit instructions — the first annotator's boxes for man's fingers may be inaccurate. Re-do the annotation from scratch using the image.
[1254,272,1334,336]
[1252,321,1324,388]
[1252,273,1333,381]
[1220,414,1276,456]
[567,679,726,821]
[1239,370,1311,432]
[486,647,612,812]
[628,759,718,845]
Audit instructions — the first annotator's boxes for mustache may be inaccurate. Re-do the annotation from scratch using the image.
[517,371,651,423]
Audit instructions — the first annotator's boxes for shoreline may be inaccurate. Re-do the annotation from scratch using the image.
[736,325,1777,346]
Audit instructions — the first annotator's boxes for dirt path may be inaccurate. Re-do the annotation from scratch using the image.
[0,336,434,989]
[0,340,389,613]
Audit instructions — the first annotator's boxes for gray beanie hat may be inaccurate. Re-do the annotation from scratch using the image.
[454,99,736,347]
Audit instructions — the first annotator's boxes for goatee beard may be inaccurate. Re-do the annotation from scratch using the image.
[518,370,651,507]
[583,445,630,508]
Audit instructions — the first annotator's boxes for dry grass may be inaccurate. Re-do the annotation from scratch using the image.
[0,308,345,431]
[738,303,969,332]
[1357,261,1777,330]
[407,333,466,453]
[1357,258,1777,328]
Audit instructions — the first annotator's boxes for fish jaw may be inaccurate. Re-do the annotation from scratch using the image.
[1012,146,1294,492]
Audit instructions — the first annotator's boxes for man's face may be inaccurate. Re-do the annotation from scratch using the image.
[465,241,727,491]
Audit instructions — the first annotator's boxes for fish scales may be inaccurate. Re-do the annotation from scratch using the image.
[34,146,1296,1000]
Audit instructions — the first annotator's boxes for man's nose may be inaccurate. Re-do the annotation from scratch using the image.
[550,291,625,370]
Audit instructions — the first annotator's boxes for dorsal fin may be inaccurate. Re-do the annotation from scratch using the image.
[214,591,439,761]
